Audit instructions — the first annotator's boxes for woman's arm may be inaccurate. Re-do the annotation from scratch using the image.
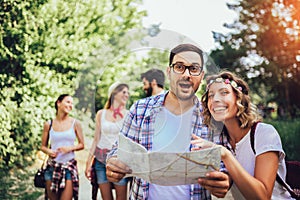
[73,119,85,151]
[85,110,103,178]
[40,121,57,158]
[191,135,279,200]
[222,148,278,200]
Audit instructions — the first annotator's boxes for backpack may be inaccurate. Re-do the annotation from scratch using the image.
[250,122,300,200]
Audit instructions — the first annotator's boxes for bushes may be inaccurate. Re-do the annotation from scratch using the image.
[267,119,300,161]
[0,168,43,200]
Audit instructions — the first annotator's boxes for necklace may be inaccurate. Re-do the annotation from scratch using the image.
[110,106,123,119]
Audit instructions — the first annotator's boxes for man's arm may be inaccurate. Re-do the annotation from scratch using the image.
[191,134,231,198]
[106,156,132,182]
[197,171,231,198]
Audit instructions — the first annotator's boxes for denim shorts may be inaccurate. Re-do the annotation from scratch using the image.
[94,159,127,185]
[44,166,72,181]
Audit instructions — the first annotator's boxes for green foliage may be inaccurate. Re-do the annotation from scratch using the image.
[0,0,146,171]
[0,76,18,168]
[266,119,300,161]
[0,0,148,198]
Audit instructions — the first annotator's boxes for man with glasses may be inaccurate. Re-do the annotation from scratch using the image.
[106,44,230,199]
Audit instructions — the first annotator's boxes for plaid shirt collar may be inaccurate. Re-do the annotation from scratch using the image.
[143,91,202,118]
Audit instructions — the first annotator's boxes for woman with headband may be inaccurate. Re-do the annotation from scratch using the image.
[192,71,293,199]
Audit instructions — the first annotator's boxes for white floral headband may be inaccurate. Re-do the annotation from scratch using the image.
[206,77,243,92]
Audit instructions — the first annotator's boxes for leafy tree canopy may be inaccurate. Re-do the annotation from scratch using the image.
[0,0,146,169]
[210,0,300,118]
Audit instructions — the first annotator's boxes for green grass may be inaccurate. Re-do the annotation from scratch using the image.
[0,168,43,200]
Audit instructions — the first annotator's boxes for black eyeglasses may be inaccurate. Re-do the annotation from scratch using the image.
[170,62,203,76]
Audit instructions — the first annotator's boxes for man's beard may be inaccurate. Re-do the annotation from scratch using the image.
[177,91,195,101]
[145,86,153,97]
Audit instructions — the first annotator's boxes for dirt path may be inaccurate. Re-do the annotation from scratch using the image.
[76,144,93,200]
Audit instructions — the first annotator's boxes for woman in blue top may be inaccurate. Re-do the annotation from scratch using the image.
[41,94,84,200]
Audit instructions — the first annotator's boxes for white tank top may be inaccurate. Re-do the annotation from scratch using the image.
[97,109,125,149]
[49,119,76,163]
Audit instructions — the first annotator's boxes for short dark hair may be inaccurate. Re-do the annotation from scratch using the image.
[169,44,204,67]
[141,68,165,88]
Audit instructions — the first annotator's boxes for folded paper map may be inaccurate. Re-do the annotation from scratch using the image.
[118,134,221,186]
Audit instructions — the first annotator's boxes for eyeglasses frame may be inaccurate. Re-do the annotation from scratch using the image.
[170,62,203,76]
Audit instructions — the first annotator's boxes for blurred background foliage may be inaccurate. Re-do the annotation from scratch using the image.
[0,0,300,198]
[210,0,300,118]
[208,0,300,162]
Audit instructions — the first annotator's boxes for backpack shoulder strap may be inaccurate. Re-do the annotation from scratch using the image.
[49,120,52,131]
[250,121,260,154]
[47,120,52,147]
[42,120,52,168]
[276,174,299,198]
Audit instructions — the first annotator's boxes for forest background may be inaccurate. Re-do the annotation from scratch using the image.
[1,0,300,199]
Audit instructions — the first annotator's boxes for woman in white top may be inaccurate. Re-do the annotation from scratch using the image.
[85,82,129,200]
[41,94,84,200]
[192,71,294,199]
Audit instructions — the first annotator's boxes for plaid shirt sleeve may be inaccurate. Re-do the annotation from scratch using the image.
[107,95,162,158]
[190,99,228,199]
[189,100,212,199]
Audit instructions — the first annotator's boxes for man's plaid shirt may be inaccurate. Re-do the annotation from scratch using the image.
[108,92,225,200]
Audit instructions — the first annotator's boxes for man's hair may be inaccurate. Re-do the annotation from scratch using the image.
[169,44,204,67]
[141,68,165,88]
